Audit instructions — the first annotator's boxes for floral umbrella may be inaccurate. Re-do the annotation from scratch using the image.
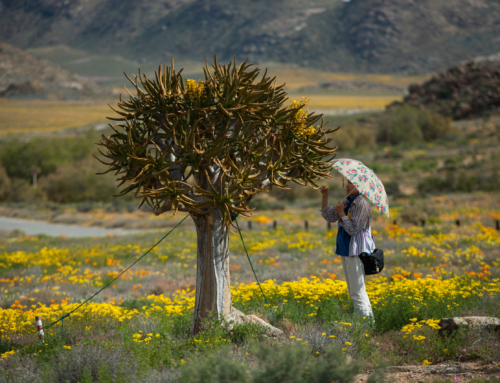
[332,158,390,218]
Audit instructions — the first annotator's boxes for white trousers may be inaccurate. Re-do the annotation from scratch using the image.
[341,256,374,320]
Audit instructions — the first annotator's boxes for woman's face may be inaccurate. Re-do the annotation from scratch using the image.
[346,180,359,195]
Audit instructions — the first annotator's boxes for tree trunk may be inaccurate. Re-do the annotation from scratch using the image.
[191,209,232,335]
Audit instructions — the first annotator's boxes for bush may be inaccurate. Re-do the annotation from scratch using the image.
[331,124,376,151]
[400,204,429,225]
[0,134,94,180]
[376,105,451,145]
[180,342,373,383]
[402,157,438,172]
[376,105,423,145]
[6,178,47,203]
[383,180,400,196]
[418,108,451,141]
[39,158,120,203]
[0,165,11,202]
[417,171,500,194]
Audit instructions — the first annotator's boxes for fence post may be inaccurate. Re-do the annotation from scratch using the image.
[248,221,252,230]
[393,219,397,226]
[456,219,461,227]
[496,219,500,231]
[304,220,309,230]
[273,220,277,230]
[420,219,426,227]
[327,222,332,231]
[35,316,44,340]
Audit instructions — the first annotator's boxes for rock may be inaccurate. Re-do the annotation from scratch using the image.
[224,307,283,338]
[438,316,500,336]
[399,62,500,120]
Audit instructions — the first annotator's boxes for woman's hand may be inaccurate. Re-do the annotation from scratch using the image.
[320,185,329,196]
[334,200,346,217]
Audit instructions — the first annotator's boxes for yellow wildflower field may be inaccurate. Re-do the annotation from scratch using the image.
[0,99,111,134]
[0,194,499,346]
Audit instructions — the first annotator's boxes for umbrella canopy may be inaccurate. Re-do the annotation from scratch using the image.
[332,158,390,218]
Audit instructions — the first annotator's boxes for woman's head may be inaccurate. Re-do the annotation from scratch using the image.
[346,179,359,196]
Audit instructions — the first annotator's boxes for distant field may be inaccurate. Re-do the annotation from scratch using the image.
[0,99,112,134]
[0,94,399,134]
[303,94,401,111]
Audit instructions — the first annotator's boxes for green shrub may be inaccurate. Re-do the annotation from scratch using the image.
[179,342,372,383]
[402,157,438,172]
[0,165,11,202]
[417,172,500,194]
[6,177,47,202]
[330,123,376,151]
[0,134,94,180]
[400,204,429,225]
[418,108,451,141]
[39,158,119,203]
[376,105,451,145]
[383,180,400,196]
[376,105,423,145]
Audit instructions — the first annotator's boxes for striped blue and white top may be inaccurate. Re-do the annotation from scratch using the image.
[320,195,376,257]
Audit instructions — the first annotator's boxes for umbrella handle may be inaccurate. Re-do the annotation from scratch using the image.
[344,188,356,202]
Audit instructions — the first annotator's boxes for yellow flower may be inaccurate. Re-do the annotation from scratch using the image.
[63,345,71,350]
[422,359,432,366]
[322,333,326,336]
[1,350,15,359]
[290,336,296,339]
[185,79,205,99]
[345,342,352,346]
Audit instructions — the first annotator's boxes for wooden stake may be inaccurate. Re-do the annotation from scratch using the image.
[35,316,44,340]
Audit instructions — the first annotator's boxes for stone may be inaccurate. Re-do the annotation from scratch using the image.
[223,307,284,338]
[438,316,500,336]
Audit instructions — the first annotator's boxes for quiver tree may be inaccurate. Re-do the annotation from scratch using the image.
[97,57,338,334]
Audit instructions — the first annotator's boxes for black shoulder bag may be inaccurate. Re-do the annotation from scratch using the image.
[344,195,384,275]
[359,249,384,275]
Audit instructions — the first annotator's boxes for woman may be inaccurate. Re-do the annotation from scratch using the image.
[320,180,375,320]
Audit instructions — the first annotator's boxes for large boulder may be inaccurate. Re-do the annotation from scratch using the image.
[397,62,500,120]
[224,307,283,338]
[438,316,500,336]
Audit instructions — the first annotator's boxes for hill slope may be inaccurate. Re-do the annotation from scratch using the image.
[0,0,500,73]
[0,40,113,100]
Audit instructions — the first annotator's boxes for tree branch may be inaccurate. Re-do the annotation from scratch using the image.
[153,200,172,216]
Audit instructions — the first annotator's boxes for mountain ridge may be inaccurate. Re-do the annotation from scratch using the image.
[0,40,113,100]
[1,0,500,74]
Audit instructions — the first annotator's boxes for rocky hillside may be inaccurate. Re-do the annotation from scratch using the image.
[0,40,113,100]
[397,62,500,120]
[0,0,500,74]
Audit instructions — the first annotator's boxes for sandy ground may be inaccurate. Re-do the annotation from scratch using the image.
[355,361,500,382]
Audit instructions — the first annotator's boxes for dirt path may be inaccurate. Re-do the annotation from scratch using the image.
[355,362,500,382]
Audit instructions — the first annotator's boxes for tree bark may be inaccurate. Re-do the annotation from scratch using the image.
[191,209,232,335]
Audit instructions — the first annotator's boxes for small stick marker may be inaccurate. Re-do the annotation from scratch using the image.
[35,316,44,340]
